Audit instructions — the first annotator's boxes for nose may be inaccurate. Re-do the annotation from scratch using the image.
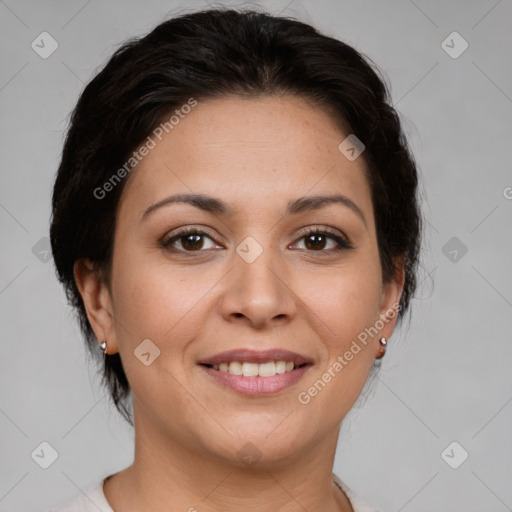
[219,241,297,329]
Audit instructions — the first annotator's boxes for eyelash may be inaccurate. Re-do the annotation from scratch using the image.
[162,226,354,255]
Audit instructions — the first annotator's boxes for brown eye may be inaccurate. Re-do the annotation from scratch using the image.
[292,228,353,253]
[163,228,220,253]
[179,233,205,251]
[304,232,328,250]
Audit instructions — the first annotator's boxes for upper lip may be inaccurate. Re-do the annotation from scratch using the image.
[197,349,313,366]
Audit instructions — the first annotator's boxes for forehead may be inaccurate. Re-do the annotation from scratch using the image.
[119,94,373,221]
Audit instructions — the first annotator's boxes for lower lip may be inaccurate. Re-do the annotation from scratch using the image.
[199,364,312,395]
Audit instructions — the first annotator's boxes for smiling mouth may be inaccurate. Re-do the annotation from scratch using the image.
[199,361,312,395]
[200,360,311,378]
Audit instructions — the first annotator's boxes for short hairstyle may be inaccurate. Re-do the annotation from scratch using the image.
[50,8,423,426]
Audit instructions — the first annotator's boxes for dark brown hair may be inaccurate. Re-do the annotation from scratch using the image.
[50,8,423,426]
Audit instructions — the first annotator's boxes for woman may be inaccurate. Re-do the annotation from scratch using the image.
[48,7,422,512]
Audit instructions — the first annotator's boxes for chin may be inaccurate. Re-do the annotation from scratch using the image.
[202,424,309,469]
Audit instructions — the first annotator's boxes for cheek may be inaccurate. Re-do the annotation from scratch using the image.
[295,275,380,420]
[110,246,224,360]
[112,264,197,338]
[303,254,382,342]
[296,252,381,395]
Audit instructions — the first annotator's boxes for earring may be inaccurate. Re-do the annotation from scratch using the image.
[375,337,387,360]
[100,340,107,360]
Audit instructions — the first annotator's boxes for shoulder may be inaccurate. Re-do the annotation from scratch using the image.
[43,477,114,512]
[332,473,385,512]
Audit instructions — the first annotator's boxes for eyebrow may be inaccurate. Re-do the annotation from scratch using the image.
[141,193,367,226]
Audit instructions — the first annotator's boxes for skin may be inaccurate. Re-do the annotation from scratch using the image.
[75,94,404,512]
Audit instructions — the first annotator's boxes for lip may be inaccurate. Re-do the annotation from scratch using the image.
[197,348,313,366]
[199,363,312,396]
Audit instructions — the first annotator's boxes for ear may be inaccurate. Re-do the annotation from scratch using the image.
[73,258,118,355]
[377,255,406,343]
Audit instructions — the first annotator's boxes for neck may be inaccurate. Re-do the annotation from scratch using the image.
[103,410,354,512]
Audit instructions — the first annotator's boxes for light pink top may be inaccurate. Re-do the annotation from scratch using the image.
[47,473,382,512]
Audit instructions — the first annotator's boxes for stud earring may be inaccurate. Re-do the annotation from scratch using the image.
[375,337,387,360]
[100,340,107,360]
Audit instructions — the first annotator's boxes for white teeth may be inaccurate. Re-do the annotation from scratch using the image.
[258,361,276,377]
[214,360,296,377]
[242,362,259,377]
[275,361,287,374]
[228,361,243,375]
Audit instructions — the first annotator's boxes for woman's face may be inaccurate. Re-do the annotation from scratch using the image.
[80,94,403,467]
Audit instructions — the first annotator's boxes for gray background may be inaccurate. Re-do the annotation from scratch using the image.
[1,0,511,511]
